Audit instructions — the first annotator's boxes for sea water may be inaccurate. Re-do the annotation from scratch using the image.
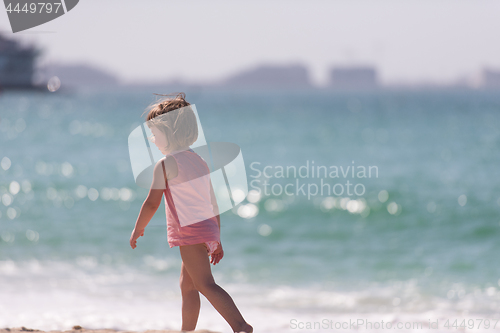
[1,89,500,333]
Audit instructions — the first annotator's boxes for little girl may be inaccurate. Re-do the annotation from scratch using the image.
[129,93,253,333]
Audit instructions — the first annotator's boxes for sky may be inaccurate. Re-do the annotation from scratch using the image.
[1,0,500,86]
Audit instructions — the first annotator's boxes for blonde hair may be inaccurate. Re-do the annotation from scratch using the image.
[144,92,198,152]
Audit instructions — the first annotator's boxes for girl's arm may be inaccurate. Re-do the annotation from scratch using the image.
[130,188,163,242]
[130,157,176,249]
[208,172,224,265]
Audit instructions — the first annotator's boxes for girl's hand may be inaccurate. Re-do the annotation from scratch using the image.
[130,228,144,249]
[210,242,224,265]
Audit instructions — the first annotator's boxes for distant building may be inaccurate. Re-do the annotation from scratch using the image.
[0,33,39,89]
[329,66,379,89]
[220,64,312,89]
[477,68,500,89]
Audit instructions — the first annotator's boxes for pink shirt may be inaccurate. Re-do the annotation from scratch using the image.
[163,149,220,249]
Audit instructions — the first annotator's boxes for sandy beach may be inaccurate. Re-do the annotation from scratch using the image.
[0,328,219,333]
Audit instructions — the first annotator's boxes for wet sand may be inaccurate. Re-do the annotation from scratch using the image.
[0,327,219,333]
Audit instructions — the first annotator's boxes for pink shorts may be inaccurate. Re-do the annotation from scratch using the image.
[204,241,219,256]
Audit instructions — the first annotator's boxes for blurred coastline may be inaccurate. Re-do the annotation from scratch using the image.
[31,61,500,94]
[2,32,500,95]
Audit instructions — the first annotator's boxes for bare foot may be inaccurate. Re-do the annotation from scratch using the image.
[236,323,253,333]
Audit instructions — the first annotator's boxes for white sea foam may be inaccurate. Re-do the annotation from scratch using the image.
[1,260,500,333]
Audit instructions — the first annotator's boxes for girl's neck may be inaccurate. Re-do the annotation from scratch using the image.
[168,146,190,155]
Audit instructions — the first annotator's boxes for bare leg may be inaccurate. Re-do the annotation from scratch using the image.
[180,261,201,331]
[179,243,253,333]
